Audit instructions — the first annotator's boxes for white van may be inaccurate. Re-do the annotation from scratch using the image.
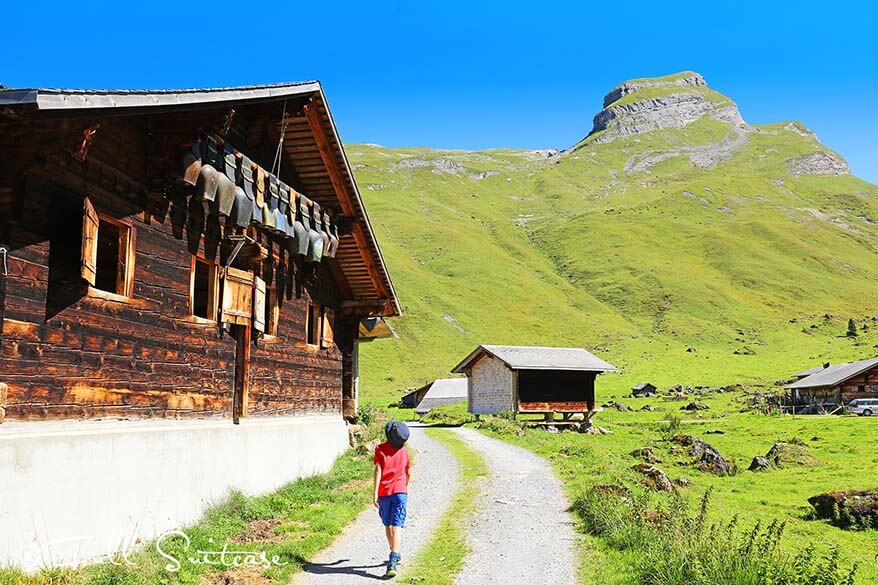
[848,398,878,416]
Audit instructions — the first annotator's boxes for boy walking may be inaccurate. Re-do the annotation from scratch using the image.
[373,420,411,578]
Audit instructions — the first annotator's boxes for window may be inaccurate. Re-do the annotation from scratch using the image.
[264,287,280,336]
[321,306,335,348]
[305,303,334,348]
[191,257,218,320]
[81,197,134,297]
[306,303,321,345]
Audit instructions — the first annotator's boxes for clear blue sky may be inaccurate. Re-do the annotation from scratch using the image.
[4,1,876,182]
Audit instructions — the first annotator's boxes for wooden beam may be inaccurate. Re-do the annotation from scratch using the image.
[303,102,389,300]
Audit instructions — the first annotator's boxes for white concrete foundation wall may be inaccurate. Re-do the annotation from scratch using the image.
[469,356,515,415]
[0,414,349,571]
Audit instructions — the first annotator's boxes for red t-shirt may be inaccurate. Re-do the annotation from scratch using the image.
[374,442,410,496]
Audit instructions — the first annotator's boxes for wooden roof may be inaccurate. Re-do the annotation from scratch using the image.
[788,357,878,389]
[452,345,618,374]
[0,82,399,317]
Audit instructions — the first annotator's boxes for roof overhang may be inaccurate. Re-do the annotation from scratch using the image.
[0,82,400,317]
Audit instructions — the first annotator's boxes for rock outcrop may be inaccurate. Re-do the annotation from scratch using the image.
[808,490,878,528]
[789,151,850,177]
[673,434,732,475]
[586,72,746,145]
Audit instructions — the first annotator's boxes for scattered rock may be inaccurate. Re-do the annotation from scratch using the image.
[808,490,878,528]
[577,423,613,435]
[614,402,633,412]
[681,401,710,411]
[704,429,725,435]
[748,456,772,472]
[674,477,692,487]
[632,446,662,464]
[673,434,732,475]
[789,151,850,177]
[546,425,559,434]
[686,347,697,353]
[632,463,675,492]
[395,158,465,174]
[766,442,819,467]
[347,424,368,448]
[640,404,656,412]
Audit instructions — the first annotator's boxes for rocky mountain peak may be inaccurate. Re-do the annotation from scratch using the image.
[602,71,707,108]
[586,71,745,145]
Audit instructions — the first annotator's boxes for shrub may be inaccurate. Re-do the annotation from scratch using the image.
[662,412,682,440]
[573,487,858,585]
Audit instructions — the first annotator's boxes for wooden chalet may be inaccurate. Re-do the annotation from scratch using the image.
[0,83,399,422]
[787,357,878,406]
[451,345,617,420]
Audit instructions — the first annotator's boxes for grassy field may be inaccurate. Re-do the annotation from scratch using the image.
[471,392,878,584]
[399,428,487,585]
[0,446,375,585]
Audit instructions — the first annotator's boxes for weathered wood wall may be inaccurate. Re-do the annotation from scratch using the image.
[0,110,354,420]
[840,367,878,402]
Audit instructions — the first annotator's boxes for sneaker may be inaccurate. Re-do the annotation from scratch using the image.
[385,559,398,578]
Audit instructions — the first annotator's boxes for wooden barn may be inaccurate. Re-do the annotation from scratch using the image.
[0,82,399,569]
[787,357,878,406]
[451,345,617,419]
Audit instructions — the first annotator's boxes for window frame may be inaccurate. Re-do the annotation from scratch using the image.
[85,212,135,299]
[306,302,322,347]
[263,285,280,337]
[189,255,220,322]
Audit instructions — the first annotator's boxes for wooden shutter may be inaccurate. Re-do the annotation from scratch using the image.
[321,307,335,348]
[81,197,99,286]
[252,276,266,333]
[220,267,254,326]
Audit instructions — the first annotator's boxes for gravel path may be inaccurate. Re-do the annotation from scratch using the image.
[451,427,577,585]
[293,425,458,584]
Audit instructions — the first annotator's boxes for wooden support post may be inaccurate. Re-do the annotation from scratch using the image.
[233,324,251,424]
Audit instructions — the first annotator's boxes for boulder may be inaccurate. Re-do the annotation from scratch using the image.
[766,442,818,467]
[673,434,732,475]
[632,463,674,492]
[681,401,709,411]
[748,456,771,472]
[808,490,878,528]
[632,446,661,464]
[347,424,368,448]
[674,477,692,487]
[640,404,656,411]
[613,402,633,412]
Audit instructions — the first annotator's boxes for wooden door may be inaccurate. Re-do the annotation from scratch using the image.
[232,324,251,424]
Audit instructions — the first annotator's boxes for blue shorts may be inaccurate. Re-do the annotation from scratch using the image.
[377,493,407,527]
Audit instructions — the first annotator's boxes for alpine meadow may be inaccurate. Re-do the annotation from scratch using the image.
[353,71,878,404]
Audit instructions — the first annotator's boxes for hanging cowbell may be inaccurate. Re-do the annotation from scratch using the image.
[196,164,219,202]
[293,191,311,257]
[182,139,202,186]
[307,201,324,263]
[274,182,291,236]
[324,210,339,258]
[291,189,308,256]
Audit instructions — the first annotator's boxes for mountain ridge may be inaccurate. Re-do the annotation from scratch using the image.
[350,71,878,403]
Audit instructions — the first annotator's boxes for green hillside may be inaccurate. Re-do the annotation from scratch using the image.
[351,72,878,404]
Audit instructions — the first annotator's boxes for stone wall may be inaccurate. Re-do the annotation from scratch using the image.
[469,355,515,415]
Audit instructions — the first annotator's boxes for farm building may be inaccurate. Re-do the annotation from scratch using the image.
[0,83,399,569]
[632,382,657,396]
[451,345,617,418]
[787,357,878,405]
[400,386,429,408]
[414,378,468,415]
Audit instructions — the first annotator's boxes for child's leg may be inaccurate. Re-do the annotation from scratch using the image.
[389,526,402,553]
[385,525,393,549]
